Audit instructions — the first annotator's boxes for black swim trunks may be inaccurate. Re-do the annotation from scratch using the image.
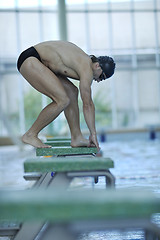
[17,46,42,71]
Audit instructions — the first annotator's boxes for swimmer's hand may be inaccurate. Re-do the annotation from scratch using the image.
[88,133,100,151]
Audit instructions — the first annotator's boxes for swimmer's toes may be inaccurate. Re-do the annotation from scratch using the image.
[39,144,52,148]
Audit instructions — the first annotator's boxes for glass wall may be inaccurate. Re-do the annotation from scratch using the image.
[0,0,159,138]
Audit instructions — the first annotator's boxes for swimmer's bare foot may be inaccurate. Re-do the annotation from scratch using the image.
[71,136,89,148]
[22,133,52,148]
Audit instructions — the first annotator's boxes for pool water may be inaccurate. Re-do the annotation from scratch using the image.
[0,139,160,240]
[102,140,160,192]
[79,139,160,240]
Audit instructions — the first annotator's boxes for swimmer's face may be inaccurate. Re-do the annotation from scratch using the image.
[97,70,106,82]
[93,62,105,82]
[94,67,106,82]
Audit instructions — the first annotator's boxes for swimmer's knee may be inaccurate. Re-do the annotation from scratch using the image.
[54,95,70,110]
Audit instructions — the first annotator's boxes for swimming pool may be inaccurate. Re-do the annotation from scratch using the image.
[0,139,160,240]
[80,139,160,240]
[102,140,160,192]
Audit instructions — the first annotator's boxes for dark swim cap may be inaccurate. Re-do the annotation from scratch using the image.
[98,56,116,79]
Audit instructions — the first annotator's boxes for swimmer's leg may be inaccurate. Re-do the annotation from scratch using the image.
[19,58,70,148]
[60,76,89,147]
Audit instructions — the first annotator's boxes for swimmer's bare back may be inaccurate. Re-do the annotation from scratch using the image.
[34,41,90,80]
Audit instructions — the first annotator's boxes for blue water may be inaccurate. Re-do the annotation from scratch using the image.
[0,139,160,240]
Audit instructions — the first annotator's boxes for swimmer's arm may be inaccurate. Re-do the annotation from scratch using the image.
[79,77,100,150]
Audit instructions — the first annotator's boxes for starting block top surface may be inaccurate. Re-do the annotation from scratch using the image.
[24,157,114,173]
[46,137,71,141]
[36,146,98,156]
[44,141,71,147]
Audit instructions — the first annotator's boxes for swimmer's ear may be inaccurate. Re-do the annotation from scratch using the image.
[94,62,101,69]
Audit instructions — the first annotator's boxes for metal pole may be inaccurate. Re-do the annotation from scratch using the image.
[84,0,90,53]
[154,0,160,67]
[58,0,68,41]
[108,0,117,128]
[38,0,44,42]
[153,0,160,120]
[130,0,139,127]
[0,71,3,135]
